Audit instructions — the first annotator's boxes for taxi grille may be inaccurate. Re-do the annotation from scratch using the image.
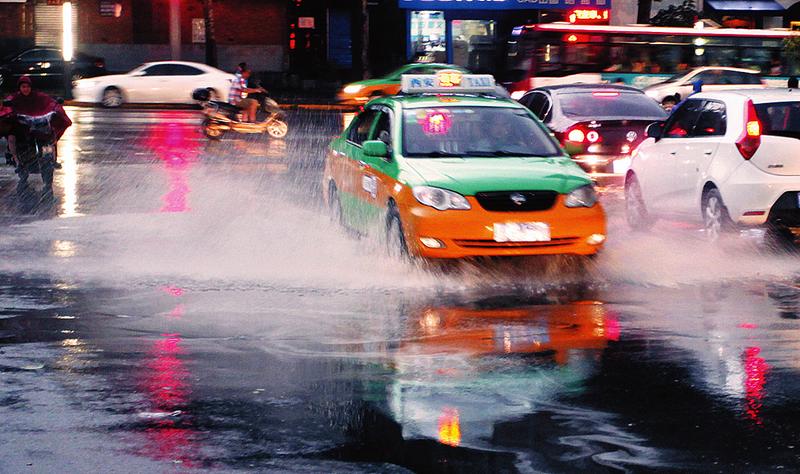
[453,237,579,249]
[475,191,558,212]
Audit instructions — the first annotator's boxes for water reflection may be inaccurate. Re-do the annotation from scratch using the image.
[136,333,198,466]
[57,119,81,218]
[140,114,201,213]
[388,298,619,448]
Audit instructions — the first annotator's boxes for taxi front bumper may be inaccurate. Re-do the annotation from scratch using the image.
[400,195,606,259]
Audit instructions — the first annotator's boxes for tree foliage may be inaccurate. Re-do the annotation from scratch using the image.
[650,0,699,27]
[784,36,800,65]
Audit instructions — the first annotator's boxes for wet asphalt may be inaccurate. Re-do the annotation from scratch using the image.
[1,108,800,473]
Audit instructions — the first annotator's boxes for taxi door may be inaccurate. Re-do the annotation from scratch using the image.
[358,107,400,228]
[336,108,381,232]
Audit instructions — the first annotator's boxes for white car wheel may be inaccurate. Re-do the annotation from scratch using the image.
[702,188,732,242]
[625,175,653,231]
[101,87,123,108]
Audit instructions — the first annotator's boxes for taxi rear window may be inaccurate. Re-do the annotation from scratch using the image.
[755,101,800,139]
[558,91,667,120]
[402,107,561,158]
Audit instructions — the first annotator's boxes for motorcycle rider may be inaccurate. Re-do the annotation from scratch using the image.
[6,75,72,192]
[228,66,264,123]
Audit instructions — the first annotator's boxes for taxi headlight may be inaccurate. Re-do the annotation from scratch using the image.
[343,84,364,94]
[412,186,471,211]
[564,185,597,208]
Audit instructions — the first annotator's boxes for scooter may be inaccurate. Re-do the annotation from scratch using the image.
[192,87,288,140]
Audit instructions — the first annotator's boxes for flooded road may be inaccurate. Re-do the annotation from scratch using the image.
[1,108,799,472]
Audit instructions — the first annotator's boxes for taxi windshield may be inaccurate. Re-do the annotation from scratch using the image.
[402,106,561,158]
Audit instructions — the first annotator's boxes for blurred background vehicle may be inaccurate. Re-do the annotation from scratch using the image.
[503,23,796,98]
[644,67,766,109]
[72,61,234,108]
[518,84,667,186]
[336,63,468,105]
[0,47,105,92]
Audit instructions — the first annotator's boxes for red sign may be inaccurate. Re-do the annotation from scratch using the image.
[568,9,610,24]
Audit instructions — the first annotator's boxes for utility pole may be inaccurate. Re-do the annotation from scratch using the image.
[203,0,218,67]
[169,0,181,60]
[361,0,370,79]
[637,0,653,24]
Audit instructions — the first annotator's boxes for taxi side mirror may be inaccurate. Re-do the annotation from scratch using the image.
[646,121,664,140]
[363,140,389,159]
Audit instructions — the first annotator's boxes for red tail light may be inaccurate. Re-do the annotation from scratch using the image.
[565,125,601,145]
[567,128,585,143]
[736,100,761,160]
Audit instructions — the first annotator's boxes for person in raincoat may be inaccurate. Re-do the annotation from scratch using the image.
[5,75,72,170]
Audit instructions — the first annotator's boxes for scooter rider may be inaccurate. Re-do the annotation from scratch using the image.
[228,66,264,123]
[6,75,72,170]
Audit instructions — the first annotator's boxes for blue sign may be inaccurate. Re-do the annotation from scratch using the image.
[399,0,610,10]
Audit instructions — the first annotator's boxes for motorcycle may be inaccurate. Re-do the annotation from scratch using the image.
[192,87,288,140]
[5,106,59,194]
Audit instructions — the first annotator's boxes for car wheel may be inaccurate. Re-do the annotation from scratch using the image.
[702,187,733,242]
[386,206,409,260]
[328,182,343,225]
[101,87,123,108]
[625,174,653,231]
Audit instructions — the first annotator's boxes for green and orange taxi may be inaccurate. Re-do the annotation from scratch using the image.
[336,63,468,105]
[323,72,606,259]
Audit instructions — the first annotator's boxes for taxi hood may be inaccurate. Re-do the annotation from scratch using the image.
[403,157,591,195]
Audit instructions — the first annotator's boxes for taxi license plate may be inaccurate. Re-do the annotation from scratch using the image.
[493,222,550,242]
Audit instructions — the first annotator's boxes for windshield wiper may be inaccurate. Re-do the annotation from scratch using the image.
[465,150,540,157]
[421,151,465,158]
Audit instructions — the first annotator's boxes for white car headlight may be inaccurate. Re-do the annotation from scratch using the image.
[343,84,364,94]
[564,185,597,208]
[412,186,471,211]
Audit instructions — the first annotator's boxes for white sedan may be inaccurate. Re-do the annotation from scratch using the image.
[625,89,800,242]
[73,61,235,107]
[643,67,766,108]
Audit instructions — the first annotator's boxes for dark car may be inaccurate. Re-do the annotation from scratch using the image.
[518,84,668,185]
[0,47,106,92]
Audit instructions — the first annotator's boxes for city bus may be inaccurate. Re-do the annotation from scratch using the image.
[504,22,800,98]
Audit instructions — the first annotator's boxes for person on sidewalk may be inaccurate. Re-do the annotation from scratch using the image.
[228,67,263,123]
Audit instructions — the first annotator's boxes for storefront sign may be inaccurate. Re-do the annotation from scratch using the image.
[398,0,610,10]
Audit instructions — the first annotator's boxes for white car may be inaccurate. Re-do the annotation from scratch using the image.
[73,61,235,107]
[644,67,766,108]
[625,89,800,242]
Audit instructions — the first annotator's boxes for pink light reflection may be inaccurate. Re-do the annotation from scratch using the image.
[136,333,199,466]
[141,115,201,213]
[743,346,769,425]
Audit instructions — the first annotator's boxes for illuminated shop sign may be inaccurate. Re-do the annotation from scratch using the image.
[398,0,610,10]
[568,8,610,23]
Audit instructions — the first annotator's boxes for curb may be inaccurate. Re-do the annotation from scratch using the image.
[64,100,357,112]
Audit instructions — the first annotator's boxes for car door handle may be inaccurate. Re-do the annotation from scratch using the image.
[703,150,713,155]
[669,151,677,155]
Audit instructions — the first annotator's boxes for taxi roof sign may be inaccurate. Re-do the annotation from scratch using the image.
[401,72,497,95]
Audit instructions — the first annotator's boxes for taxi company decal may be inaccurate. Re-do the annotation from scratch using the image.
[398,0,610,10]
[362,175,378,198]
[401,73,496,94]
